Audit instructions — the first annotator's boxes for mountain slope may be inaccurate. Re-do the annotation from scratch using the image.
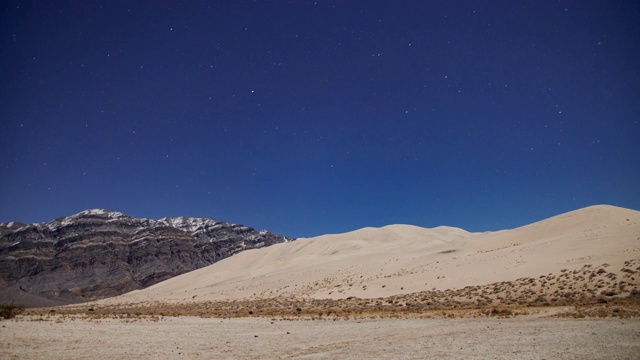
[98,205,640,305]
[0,209,293,307]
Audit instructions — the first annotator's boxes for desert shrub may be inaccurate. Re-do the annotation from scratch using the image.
[0,304,23,320]
[490,308,513,317]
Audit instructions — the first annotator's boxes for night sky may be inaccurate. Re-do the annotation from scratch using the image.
[1,1,639,238]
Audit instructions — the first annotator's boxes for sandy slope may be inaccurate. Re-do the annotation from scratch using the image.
[98,205,640,305]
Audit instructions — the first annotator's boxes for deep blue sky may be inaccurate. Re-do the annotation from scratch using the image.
[1,1,639,238]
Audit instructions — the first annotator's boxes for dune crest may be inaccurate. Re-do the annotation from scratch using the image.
[99,205,640,305]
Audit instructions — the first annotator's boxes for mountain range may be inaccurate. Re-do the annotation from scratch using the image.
[0,209,293,307]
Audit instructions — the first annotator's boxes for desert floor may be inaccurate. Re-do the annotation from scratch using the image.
[2,313,639,359]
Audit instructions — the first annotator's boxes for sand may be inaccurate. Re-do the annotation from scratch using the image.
[97,205,640,305]
[2,315,639,359]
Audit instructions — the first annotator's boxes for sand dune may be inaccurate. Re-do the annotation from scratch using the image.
[98,205,640,306]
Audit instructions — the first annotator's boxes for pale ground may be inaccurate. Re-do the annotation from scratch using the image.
[2,315,639,359]
[100,205,640,305]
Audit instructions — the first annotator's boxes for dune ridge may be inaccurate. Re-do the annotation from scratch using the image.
[85,205,638,311]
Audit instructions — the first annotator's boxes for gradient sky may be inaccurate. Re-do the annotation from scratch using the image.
[1,1,639,238]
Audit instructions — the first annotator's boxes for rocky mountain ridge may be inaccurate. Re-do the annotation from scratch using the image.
[0,209,293,307]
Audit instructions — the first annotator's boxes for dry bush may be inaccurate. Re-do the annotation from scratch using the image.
[0,303,24,320]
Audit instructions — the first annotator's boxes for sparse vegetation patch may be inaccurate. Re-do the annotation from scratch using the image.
[1,303,24,320]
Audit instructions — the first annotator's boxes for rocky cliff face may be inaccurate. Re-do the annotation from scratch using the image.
[0,209,293,307]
